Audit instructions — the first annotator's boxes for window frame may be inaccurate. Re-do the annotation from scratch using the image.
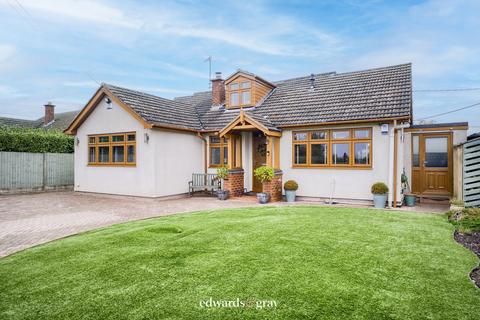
[209,136,228,168]
[292,128,372,169]
[228,80,252,108]
[88,132,136,167]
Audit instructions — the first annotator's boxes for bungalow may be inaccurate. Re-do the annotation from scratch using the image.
[65,63,468,206]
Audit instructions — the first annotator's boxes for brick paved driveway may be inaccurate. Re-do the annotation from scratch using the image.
[0,192,259,257]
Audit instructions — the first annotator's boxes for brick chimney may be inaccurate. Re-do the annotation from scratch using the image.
[211,72,225,106]
[44,102,55,125]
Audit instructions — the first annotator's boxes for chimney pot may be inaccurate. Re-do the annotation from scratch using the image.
[44,102,55,125]
[211,71,225,106]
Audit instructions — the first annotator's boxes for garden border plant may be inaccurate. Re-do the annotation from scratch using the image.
[254,166,274,204]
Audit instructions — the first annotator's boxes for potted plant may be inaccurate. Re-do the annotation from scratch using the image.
[401,172,416,207]
[371,182,388,208]
[216,166,229,200]
[284,180,298,203]
[253,166,274,204]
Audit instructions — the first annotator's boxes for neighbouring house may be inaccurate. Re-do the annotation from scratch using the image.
[0,102,79,131]
[65,64,469,206]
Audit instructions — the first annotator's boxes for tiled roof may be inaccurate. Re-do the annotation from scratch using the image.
[98,64,412,132]
[106,84,203,130]
[0,117,40,128]
[173,64,412,131]
[255,63,412,127]
[0,111,79,131]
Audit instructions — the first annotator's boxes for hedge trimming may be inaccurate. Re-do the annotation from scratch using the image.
[0,126,74,153]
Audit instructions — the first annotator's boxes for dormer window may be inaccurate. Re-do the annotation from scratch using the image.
[224,71,275,109]
[229,81,251,107]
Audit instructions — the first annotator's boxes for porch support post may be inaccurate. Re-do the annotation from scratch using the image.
[266,136,273,167]
[273,137,280,170]
[227,134,234,169]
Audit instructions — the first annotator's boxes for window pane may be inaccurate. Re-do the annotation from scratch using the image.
[354,129,370,139]
[127,134,136,141]
[223,147,228,165]
[210,136,220,144]
[112,146,124,162]
[425,137,448,167]
[332,143,350,164]
[242,91,251,104]
[294,144,307,164]
[99,136,109,143]
[293,132,308,141]
[112,135,124,142]
[354,142,370,165]
[241,81,250,89]
[332,131,350,139]
[98,146,109,163]
[412,136,419,167]
[230,83,239,90]
[311,131,327,140]
[89,137,95,144]
[211,147,221,165]
[89,147,96,163]
[230,92,239,106]
[311,144,327,165]
[127,145,135,163]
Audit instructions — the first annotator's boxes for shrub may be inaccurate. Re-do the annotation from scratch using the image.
[447,207,480,233]
[254,166,274,183]
[284,180,298,191]
[216,166,228,180]
[371,182,388,194]
[0,126,74,153]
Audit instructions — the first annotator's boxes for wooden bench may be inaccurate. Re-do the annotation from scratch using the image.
[189,173,220,196]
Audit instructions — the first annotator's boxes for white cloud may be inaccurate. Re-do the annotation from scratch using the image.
[13,0,141,29]
[0,84,25,98]
[154,62,208,79]
[0,44,16,71]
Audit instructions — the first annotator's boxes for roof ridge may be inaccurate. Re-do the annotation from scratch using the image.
[105,83,192,108]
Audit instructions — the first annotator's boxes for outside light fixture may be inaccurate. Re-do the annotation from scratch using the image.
[144,132,150,143]
[105,97,112,109]
[76,137,80,146]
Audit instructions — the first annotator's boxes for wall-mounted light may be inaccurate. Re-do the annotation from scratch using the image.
[144,132,150,143]
[76,137,80,146]
[105,97,112,110]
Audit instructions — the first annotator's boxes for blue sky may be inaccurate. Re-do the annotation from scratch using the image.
[0,0,479,131]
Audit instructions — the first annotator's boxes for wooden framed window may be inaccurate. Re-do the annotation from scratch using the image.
[228,80,252,107]
[209,136,228,167]
[292,128,372,168]
[88,132,136,166]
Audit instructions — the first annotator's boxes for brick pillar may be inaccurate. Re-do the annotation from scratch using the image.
[223,169,244,197]
[262,170,283,202]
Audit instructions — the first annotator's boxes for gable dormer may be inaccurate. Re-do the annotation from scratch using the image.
[224,70,275,109]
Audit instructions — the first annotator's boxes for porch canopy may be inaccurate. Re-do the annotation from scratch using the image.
[218,109,282,170]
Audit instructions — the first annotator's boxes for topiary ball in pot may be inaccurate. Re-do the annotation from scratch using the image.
[284,180,298,203]
[371,182,388,208]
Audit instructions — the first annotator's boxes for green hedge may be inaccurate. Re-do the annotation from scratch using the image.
[0,126,74,153]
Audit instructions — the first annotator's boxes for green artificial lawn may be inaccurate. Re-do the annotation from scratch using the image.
[1,206,479,320]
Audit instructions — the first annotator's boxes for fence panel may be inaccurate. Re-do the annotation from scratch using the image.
[0,152,73,194]
[463,138,480,207]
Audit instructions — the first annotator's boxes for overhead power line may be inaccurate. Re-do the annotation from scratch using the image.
[416,102,480,121]
[414,87,480,92]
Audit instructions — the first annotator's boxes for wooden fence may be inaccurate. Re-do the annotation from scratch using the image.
[463,138,480,207]
[0,152,74,194]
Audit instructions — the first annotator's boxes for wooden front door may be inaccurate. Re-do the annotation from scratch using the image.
[411,133,452,195]
[252,132,267,192]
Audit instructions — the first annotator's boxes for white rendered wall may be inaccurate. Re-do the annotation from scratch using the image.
[74,99,155,197]
[152,129,204,197]
[279,124,391,201]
